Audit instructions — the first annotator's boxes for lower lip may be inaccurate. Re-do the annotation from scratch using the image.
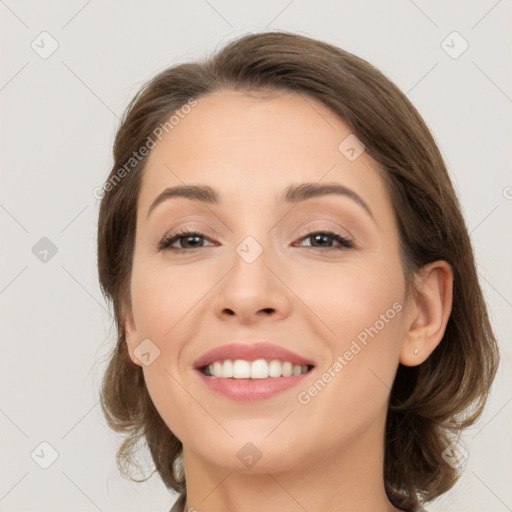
[195,369,313,401]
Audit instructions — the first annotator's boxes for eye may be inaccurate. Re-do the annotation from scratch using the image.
[157,230,216,252]
[157,229,354,253]
[294,230,353,251]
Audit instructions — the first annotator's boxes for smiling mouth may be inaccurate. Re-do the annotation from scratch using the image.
[199,359,315,379]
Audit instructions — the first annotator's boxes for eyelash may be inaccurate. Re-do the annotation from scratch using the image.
[157,229,354,253]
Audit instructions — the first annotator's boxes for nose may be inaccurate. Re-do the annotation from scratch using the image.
[212,242,292,325]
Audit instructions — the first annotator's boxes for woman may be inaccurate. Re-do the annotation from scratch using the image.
[97,31,500,512]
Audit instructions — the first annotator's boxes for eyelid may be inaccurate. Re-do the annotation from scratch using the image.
[159,220,353,242]
[293,219,355,241]
[160,221,220,241]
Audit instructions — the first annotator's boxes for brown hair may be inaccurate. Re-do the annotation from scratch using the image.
[97,30,500,510]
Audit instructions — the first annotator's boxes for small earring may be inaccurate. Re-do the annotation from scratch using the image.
[414,348,419,355]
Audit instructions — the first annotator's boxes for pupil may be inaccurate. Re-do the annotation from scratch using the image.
[184,235,201,248]
[313,234,330,246]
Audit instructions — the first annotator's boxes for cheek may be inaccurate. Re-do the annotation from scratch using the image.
[129,261,207,441]
[130,258,207,341]
[129,259,216,417]
[291,255,405,411]
[293,252,405,342]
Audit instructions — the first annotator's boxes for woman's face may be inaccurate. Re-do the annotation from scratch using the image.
[124,89,413,473]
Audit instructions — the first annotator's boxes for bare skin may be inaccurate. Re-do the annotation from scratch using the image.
[123,89,453,512]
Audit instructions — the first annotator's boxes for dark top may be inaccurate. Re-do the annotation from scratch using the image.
[168,492,428,511]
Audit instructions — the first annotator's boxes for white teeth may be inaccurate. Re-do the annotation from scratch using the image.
[204,359,311,379]
[268,360,282,377]
[233,360,251,378]
[250,359,268,379]
[213,361,222,376]
[222,360,233,377]
[292,364,302,376]
[282,361,293,377]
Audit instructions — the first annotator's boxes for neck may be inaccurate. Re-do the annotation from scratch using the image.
[180,409,402,512]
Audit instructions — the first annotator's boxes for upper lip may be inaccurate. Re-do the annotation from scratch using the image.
[193,342,316,369]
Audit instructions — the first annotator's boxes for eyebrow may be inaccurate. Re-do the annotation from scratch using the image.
[146,182,374,220]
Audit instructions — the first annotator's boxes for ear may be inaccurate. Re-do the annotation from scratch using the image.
[400,260,453,366]
[123,304,143,368]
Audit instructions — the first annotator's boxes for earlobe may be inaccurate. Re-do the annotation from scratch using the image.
[400,261,453,367]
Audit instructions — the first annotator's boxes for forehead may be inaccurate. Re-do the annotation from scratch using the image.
[147,89,355,164]
[138,89,388,215]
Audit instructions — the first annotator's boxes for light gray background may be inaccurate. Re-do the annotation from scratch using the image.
[1,1,511,511]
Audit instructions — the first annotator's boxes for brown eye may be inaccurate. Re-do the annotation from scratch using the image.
[158,231,216,252]
[296,230,353,250]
